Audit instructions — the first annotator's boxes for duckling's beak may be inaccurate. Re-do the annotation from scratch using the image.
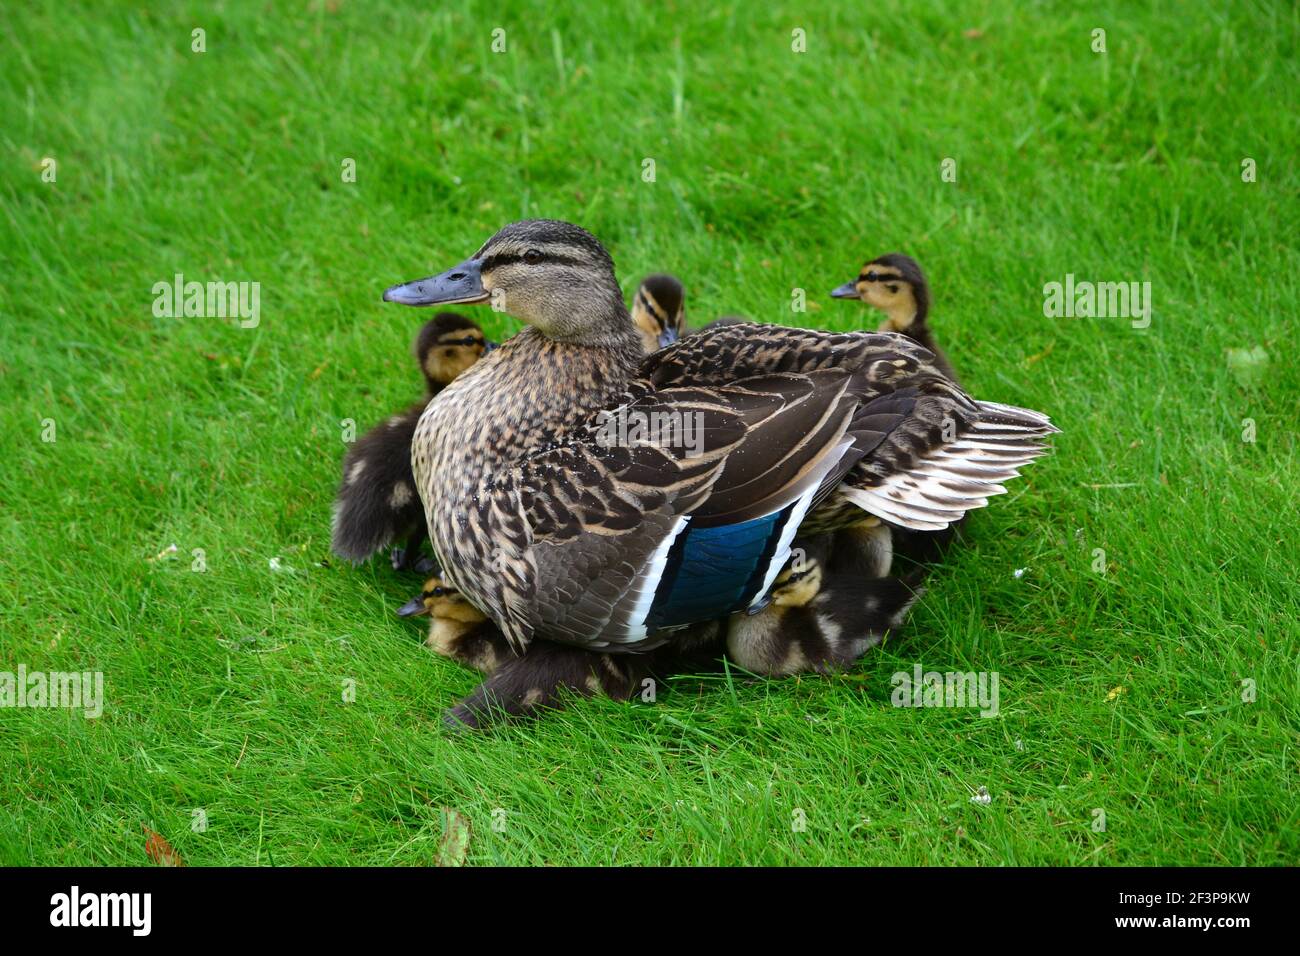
[830,281,861,300]
[657,327,680,349]
[482,340,499,353]
[396,595,430,617]
[384,259,489,307]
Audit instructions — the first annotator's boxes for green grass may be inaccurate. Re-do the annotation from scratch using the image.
[1,0,1297,866]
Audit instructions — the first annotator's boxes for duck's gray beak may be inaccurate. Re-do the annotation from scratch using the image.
[482,340,499,353]
[384,259,490,307]
[830,281,860,300]
[656,327,680,349]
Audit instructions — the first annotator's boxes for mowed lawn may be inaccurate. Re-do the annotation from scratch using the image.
[1,1,1296,866]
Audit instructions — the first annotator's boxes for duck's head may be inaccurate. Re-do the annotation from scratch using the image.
[631,273,686,352]
[831,253,930,333]
[396,576,489,623]
[769,555,824,608]
[413,313,493,390]
[384,219,631,346]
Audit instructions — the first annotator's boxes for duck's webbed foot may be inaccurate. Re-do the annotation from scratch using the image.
[443,641,662,730]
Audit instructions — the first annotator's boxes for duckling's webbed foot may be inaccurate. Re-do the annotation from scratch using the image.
[391,531,434,573]
[444,641,661,729]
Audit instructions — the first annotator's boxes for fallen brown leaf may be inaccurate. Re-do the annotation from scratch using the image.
[144,826,185,867]
[435,808,472,867]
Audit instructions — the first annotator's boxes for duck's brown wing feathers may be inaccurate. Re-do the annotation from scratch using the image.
[484,325,1055,652]
[645,323,1058,534]
[512,369,868,651]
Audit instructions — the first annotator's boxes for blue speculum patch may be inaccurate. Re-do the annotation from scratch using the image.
[645,503,795,630]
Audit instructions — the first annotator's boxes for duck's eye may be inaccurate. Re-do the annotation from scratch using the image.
[865,271,879,282]
[523,249,543,265]
[431,587,446,597]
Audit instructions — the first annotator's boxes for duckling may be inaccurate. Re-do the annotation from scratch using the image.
[382,219,1056,674]
[631,273,687,353]
[831,253,958,383]
[331,313,491,571]
[397,576,724,728]
[832,254,977,570]
[726,532,924,677]
[444,620,725,729]
[396,575,513,674]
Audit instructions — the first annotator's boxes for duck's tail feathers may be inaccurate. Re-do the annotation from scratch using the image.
[843,401,1058,532]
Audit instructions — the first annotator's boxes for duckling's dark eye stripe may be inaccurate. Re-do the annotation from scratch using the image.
[637,289,669,326]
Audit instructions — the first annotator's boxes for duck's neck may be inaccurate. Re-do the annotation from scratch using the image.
[427,322,643,462]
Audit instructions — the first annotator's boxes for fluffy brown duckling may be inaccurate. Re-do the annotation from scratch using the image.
[450,620,726,729]
[832,255,970,567]
[331,313,491,571]
[631,273,687,353]
[725,528,924,677]
[399,576,722,729]
[397,575,513,675]
[832,253,958,383]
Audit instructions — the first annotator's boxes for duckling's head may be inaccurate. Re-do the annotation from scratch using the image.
[396,577,489,624]
[831,253,930,333]
[414,313,492,390]
[384,219,633,347]
[769,556,824,608]
[631,273,686,352]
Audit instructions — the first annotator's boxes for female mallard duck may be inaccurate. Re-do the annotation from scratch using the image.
[831,254,958,383]
[397,574,723,727]
[331,313,491,571]
[691,315,748,335]
[382,219,1056,662]
[630,273,686,353]
[725,528,923,676]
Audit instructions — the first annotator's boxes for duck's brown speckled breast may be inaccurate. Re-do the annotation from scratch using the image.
[412,327,640,624]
